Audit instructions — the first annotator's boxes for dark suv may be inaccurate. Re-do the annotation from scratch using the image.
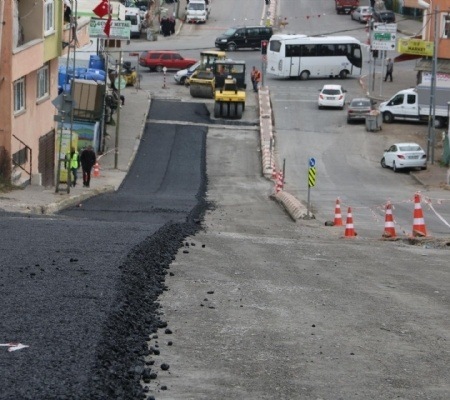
[215,26,273,51]
[372,5,395,23]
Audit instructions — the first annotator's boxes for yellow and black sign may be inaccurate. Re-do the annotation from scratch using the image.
[397,38,433,57]
[308,167,316,188]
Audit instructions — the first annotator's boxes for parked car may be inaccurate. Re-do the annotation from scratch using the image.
[372,5,396,23]
[380,143,427,172]
[350,6,373,23]
[347,97,373,123]
[174,61,201,85]
[139,51,197,72]
[318,84,347,109]
[215,26,273,51]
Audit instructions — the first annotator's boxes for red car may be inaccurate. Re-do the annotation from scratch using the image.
[139,51,197,72]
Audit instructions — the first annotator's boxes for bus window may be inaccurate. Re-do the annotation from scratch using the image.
[286,44,301,57]
[269,40,281,52]
[301,44,316,57]
[348,44,362,68]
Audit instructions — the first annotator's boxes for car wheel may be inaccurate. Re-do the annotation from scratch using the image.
[180,76,186,85]
[299,70,310,80]
[393,161,398,172]
[382,112,394,123]
[421,166,427,170]
[380,157,387,168]
[155,65,163,72]
[318,105,322,110]
[227,43,237,51]
[347,118,351,124]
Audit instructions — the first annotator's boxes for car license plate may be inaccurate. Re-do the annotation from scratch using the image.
[409,155,419,159]
[327,97,334,100]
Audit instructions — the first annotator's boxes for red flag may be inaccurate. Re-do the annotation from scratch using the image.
[93,0,109,18]
[103,16,112,37]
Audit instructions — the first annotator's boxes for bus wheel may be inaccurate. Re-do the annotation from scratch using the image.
[339,70,348,79]
[299,70,310,80]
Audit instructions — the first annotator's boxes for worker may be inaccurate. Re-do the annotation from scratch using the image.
[250,66,261,92]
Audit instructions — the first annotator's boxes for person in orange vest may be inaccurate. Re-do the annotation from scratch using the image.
[250,66,261,92]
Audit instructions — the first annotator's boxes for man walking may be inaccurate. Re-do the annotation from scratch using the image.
[250,66,261,92]
[385,58,394,82]
[80,145,97,188]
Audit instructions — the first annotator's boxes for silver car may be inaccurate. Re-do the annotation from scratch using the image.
[381,142,427,172]
[174,61,200,85]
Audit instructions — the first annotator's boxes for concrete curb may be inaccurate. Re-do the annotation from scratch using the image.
[30,185,116,215]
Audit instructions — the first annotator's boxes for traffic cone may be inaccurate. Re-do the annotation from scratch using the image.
[382,202,396,238]
[333,198,343,226]
[93,162,100,178]
[412,193,427,237]
[344,207,356,238]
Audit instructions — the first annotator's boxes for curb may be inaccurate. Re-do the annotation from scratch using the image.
[31,185,116,215]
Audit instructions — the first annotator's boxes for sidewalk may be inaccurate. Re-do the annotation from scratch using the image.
[0,87,151,214]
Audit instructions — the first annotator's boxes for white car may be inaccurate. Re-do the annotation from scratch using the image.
[351,6,373,23]
[318,84,347,109]
[381,142,427,172]
[174,61,201,85]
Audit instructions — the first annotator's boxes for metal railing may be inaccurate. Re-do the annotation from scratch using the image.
[12,135,32,185]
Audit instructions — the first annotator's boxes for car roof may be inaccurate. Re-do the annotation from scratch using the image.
[322,84,343,90]
[393,142,422,148]
[350,97,371,102]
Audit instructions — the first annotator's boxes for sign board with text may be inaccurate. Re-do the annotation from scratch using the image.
[89,18,131,40]
[397,38,433,56]
[371,23,397,51]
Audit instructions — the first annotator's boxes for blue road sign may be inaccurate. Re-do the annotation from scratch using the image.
[309,157,316,167]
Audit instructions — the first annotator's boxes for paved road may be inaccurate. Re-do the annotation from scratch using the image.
[0,101,209,400]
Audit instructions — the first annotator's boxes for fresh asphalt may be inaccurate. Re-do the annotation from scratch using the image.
[0,100,209,400]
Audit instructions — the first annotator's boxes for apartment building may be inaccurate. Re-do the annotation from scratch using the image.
[0,0,65,186]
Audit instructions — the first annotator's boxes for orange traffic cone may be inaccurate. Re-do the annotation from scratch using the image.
[412,193,427,237]
[93,162,100,178]
[333,198,343,226]
[382,201,396,238]
[344,207,356,238]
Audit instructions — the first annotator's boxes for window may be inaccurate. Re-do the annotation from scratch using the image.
[14,78,26,114]
[44,0,55,34]
[443,14,450,38]
[37,64,50,100]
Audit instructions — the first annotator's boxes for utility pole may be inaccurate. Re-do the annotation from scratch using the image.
[114,51,123,169]
[427,5,439,165]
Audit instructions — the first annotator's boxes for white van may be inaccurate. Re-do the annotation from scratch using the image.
[125,7,142,38]
[185,0,211,24]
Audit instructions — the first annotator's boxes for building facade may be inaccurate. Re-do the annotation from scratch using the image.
[0,0,64,186]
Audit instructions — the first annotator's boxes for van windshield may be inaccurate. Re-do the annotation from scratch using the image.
[223,28,237,37]
[188,4,205,10]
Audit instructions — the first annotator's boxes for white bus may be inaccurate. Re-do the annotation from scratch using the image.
[266,34,363,80]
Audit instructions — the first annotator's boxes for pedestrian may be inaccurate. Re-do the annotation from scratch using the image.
[385,58,394,82]
[80,145,97,188]
[250,66,261,92]
[65,146,79,187]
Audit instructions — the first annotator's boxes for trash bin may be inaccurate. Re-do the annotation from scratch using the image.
[365,110,382,132]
